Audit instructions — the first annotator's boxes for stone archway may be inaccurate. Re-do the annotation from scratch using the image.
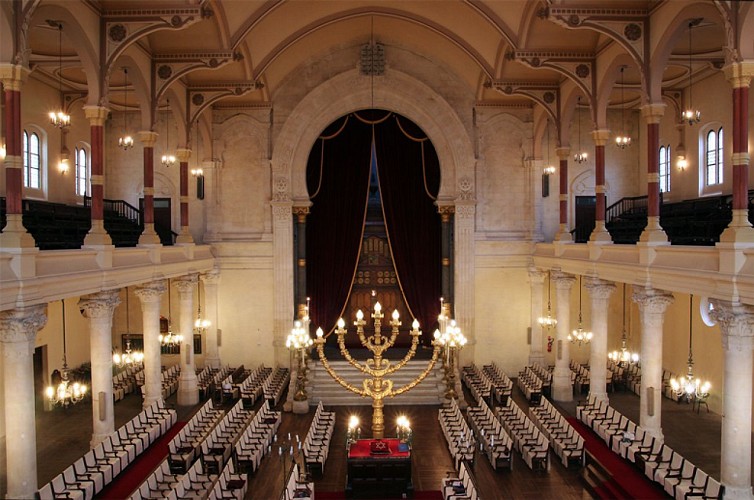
[269,68,476,365]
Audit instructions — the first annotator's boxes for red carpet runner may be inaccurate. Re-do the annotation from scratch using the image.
[316,492,442,500]
[567,417,667,500]
[96,421,187,499]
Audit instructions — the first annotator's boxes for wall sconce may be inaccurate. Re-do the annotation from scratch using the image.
[0,138,6,161]
[191,167,205,200]
[542,166,555,198]
[58,158,69,174]
[676,156,688,170]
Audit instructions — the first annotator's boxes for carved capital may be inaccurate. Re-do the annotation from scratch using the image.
[174,273,199,295]
[138,130,159,147]
[0,64,31,91]
[710,299,754,351]
[585,277,616,300]
[272,202,294,220]
[454,204,475,219]
[528,267,546,284]
[723,61,754,89]
[640,103,666,124]
[200,269,220,286]
[135,280,167,303]
[551,271,576,290]
[84,105,110,126]
[0,304,47,344]
[292,206,310,223]
[591,129,611,146]
[175,148,192,162]
[79,290,121,319]
[632,287,674,314]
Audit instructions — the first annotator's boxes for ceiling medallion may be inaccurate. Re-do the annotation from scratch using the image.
[192,94,205,105]
[157,64,173,80]
[624,23,642,41]
[108,24,126,42]
[575,64,590,78]
[543,92,555,104]
[568,14,581,27]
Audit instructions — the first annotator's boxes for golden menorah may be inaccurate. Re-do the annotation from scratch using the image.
[314,302,441,439]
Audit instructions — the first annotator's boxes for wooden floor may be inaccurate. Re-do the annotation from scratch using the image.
[0,382,745,499]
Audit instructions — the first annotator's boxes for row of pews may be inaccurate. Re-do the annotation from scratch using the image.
[37,402,176,499]
[303,401,336,476]
[577,395,723,500]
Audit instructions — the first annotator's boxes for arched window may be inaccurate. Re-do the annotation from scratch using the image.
[23,129,42,189]
[705,127,723,186]
[659,145,671,193]
[75,145,90,196]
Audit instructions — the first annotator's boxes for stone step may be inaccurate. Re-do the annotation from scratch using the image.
[307,359,445,406]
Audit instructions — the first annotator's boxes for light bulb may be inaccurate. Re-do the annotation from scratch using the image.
[316,327,324,338]
[392,309,400,320]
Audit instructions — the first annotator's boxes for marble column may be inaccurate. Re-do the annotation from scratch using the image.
[175,148,194,245]
[720,62,754,243]
[554,148,571,242]
[632,287,673,439]
[201,270,221,369]
[293,207,309,308]
[138,131,161,246]
[710,300,754,500]
[585,278,616,403]
[439,205,455,302]
[589,130,612,243]
[79,290,121,447]
[639,104,668,244]
[551,271,576,401]
[174,274,199,406]
[83,105,112,247]
[0,64,34,248]
[528,267,546,367]
[0,305,47,499]
[135,280,166,408]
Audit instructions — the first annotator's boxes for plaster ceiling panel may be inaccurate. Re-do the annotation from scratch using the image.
[145,16,224,53]
[183,64,250,85]
[522,15,600,51]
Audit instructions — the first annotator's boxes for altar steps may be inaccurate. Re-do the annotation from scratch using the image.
[307,359,444,406]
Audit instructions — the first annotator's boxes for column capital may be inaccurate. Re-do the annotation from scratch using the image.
[138,131,159,147]
[0,304,47,344]
[632,287,674,314]
[591,129,611,146]
[135,280,167,303]
[551,270,576,290]
[176,148,192,162]
[292,206,310,222]
[0,64,31,91]
[585,277,616,300]
[710,299,754,351]
[200,269,220,286]
[723,61,754,89]
[79,290,121,319]
[83,105,110,126]
[555,147,571,160]
[173,273,199,294]
[640,103,666,124]
[528,267,546,283]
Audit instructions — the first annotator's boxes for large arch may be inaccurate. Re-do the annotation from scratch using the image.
[270,68,476,365]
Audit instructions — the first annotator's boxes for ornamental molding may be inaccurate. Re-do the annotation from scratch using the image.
[102,6,210,88]
[200,269,221,286]
[272,176,290,202]
[153,51,242,116]
[509,50,596,103]
[487,80,560,126]
[546,7,647,72]
[187,82,263,137]
[710,299,754,351]
[584,277,616,300]
[551,271,576,289]
[0,305,47,344]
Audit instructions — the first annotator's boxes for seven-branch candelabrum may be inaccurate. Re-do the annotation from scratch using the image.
[314,300,441,439]
[287,310,313,401]
[434,300,467,400]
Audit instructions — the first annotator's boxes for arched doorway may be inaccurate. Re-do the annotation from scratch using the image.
[302,110,442,351]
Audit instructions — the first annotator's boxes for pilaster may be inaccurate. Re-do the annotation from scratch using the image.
[201,270,221,369]
[174,274,199,405]
[528,267,546,367]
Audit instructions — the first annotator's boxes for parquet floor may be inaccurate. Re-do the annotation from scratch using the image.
[0,383,745,499]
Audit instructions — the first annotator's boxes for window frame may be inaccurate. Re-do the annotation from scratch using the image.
[74,143,91,197]
[659,144,671,193]
[22,125,47,198]
[699,123,725,197]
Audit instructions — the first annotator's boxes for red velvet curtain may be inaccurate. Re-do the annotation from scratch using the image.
[306,117,373,332]
[373,115,442,340]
